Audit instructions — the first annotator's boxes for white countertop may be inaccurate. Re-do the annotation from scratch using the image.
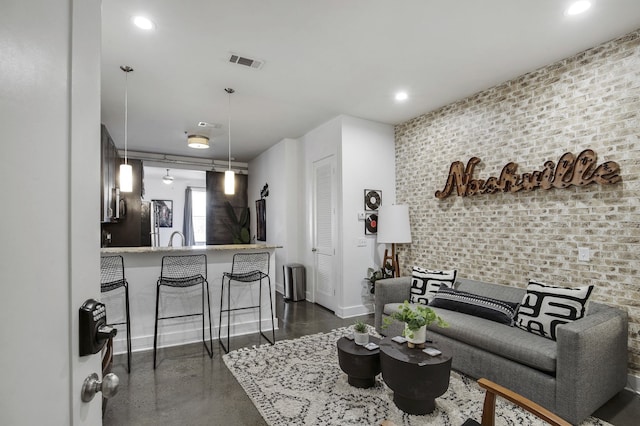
[101,244,281,254]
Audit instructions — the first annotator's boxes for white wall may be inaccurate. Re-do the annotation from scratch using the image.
[143,167,205,246]
[249,116,395,317]
[248,138,300,291]
[340,116,395,316]
[246,115,394,316]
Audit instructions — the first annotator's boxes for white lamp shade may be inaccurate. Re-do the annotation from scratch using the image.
[119,163,133,192]
[187,135,209,149]
[377,204,411,244]
[224,170,235,195]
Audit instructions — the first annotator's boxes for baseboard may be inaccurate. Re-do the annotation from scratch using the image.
[335,303,374,319]
[627,372,640,395]
[111,317,280,355]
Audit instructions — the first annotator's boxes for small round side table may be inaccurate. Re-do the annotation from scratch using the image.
[336,335,381,388]
[379,337,452,415]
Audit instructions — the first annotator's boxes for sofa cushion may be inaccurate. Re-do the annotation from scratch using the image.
[514,280,594,341]
[429,287,519,325]
[410,267,457,305]
[383,302,557,373]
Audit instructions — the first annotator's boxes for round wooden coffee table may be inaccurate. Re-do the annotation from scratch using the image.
[336,335,381,388]
[379,337,452,415]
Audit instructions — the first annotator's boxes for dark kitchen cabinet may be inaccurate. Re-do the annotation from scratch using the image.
[102,159,143,247]
[100,125,120,223]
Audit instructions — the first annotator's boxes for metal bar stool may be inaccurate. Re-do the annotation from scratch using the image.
[154,254,213,368]
[219,252,275,353]
[100,255,132,373]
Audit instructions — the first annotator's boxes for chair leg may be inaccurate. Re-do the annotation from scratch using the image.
[124,284,132,374]
[258,277,262,338]
[268,277,275,344]
[205,280,213,357]
[153,283,160,369]
[218,277,229,353]
[226,277,231,352]
[259,277,275,345]
[201,280,213,358]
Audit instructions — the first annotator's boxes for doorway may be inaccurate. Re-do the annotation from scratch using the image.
[312,155,337,311]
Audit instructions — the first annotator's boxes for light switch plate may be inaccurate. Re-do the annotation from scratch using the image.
[357,211,365,220]
[357,238,367,247]
[578,247,590,262]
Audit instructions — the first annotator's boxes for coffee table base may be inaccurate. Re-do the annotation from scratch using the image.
[392,393,435,415]
[348,376,376,389]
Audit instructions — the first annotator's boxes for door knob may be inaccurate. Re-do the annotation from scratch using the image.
[81,372,119,402]
[312,248,317,252]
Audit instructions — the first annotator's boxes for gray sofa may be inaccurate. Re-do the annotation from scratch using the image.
[374,276,628,425]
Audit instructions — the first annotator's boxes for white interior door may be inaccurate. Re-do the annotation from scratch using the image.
[312,156,337,311]
[0,1,103,424]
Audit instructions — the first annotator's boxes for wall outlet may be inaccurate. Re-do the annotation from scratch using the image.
[578,247,590,262]
[357,238,367,247]
[357,211,365,220]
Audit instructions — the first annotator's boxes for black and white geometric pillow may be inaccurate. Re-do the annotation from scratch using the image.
[514,280,594,340]
[410,267,457,305]
[429,287,519,325]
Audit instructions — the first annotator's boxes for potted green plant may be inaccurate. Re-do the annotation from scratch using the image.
[383,301,447,348]
[353,320,369,346]
[365,262,394,294]
[223,201,250,244]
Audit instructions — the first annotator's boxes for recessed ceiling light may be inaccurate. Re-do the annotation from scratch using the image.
[395,91,408,102]
[132,16,155,30]
[565,1,591,16]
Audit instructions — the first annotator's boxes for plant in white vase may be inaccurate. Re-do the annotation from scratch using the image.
[353,320,369,346]
[383,301,447,348]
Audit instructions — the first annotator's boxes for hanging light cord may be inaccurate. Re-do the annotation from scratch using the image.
[121,65,134,165]
[228,92,231,170]
[225,88,235,171]
[124,71,128,165]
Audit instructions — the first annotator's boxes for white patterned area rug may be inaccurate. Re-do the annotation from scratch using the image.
[223,328,610,426]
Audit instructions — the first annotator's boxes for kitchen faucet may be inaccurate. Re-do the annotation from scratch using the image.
[168,231,185,247]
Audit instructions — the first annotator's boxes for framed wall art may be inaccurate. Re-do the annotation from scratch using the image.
[256,199,266,241]
[364,189,382,210]
[153,199,173,228]
[365,212,378,235]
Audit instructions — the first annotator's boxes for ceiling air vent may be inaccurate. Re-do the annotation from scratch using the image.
[197,121,221,129]
[228,53,264,70]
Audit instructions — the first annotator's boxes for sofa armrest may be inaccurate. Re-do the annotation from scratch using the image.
[374,277,411,332]
[555,304,628,423]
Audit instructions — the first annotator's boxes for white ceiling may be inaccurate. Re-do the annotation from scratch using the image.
[101,1,640,163]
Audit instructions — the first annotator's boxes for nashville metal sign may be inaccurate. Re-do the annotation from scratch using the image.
[435,149,621,199]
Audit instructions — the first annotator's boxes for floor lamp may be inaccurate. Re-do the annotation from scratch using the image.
[377,205,412,277]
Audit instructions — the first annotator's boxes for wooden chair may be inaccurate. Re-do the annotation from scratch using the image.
[462,378,571,426]
[381,378,571,426]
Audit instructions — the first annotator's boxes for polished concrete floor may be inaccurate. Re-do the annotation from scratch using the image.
[104,294,640,425]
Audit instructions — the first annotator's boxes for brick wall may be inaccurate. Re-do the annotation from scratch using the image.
[395,30,640,374]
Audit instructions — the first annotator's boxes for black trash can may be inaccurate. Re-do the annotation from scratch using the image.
[283,263,306,301]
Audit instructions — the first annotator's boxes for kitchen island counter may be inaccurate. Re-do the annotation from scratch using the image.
[100,244,281,356]
[101,243,281,254]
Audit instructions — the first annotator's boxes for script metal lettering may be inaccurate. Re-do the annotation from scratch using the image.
[435,149,621,199]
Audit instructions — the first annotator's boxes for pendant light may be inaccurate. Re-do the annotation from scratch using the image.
[224,88,235,195]
[119,65,134,192]
[162,169,174,185]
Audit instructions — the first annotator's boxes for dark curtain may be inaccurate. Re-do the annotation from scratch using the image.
[183,186,195,246]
